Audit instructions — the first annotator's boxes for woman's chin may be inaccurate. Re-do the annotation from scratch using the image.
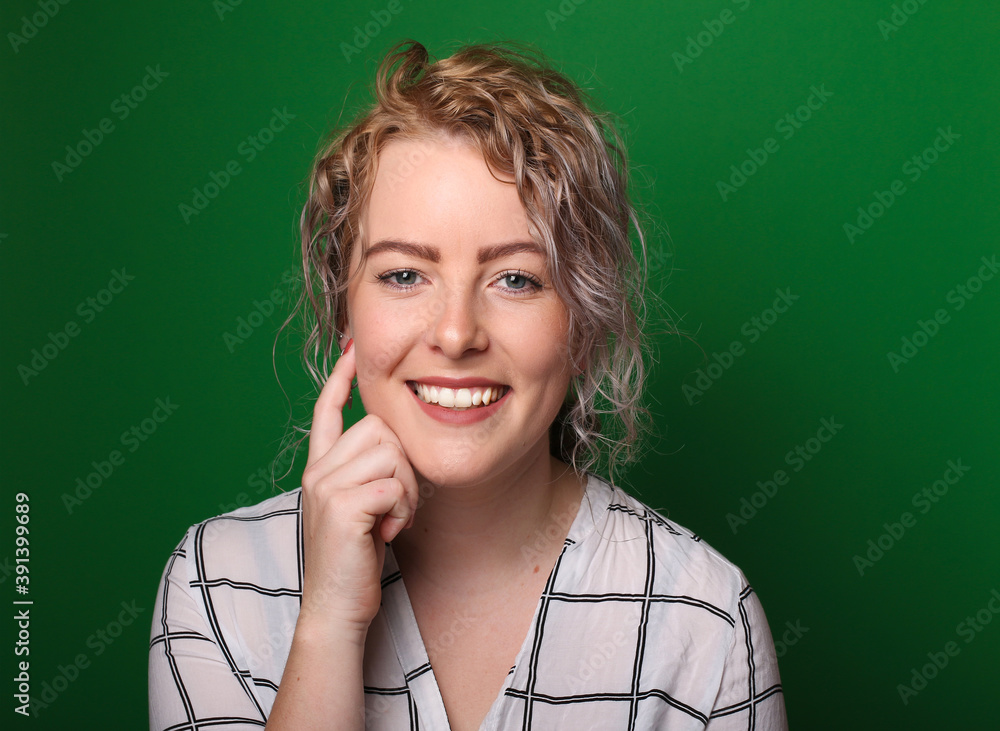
[409,454,496,491]
[406,445,538,493]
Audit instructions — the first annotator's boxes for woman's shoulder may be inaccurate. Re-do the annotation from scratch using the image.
[169,488,304,568]
[579,475,751,598]
[211,486,303,522]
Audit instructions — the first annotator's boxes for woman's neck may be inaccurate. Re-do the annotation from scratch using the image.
[391,450,585,594]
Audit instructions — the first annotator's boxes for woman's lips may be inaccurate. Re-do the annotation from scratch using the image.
[406,381,510,424]
[407,381,509,408]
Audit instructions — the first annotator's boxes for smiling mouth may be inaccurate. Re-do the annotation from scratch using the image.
[407,381,510,410]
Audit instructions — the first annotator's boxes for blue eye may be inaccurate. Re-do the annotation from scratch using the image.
[495,270,542,294]
[390,270,418,285]
[377,269,421,288]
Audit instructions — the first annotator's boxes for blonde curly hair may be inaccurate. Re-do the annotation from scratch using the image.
[286,39,651,480]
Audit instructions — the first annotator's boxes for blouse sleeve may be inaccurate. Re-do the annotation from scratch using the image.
[704,582,788,731]
[148,529,269,730]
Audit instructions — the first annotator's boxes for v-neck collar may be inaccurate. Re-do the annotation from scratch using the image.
[377,473,612,730]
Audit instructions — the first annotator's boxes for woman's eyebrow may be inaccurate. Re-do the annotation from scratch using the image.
[366,239,440,262]
[366,239,544,264]
[476,242,544,264]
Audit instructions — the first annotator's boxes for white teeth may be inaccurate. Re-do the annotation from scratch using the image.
[411,383,506,409]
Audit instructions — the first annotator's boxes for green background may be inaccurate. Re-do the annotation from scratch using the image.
[3,0,998,728]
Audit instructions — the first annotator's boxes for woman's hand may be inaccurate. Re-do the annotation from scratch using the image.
[298,341,420,637]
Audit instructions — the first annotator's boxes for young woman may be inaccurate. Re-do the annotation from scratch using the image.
[149,41,787,730]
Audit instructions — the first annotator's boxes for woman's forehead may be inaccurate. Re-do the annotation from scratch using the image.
[365,139,533,247]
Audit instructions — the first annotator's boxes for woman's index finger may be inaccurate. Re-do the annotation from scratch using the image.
[306,342,357,467]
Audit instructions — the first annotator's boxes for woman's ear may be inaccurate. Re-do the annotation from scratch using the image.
[336,314,352,354]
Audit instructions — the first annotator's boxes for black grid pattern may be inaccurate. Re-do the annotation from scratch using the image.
[149,475,787,729]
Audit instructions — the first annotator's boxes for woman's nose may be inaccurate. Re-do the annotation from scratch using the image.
[425,285,488,358]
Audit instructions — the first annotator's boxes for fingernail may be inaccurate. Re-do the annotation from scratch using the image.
[343,338,354,354]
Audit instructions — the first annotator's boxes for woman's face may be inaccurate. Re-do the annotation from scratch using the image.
[345,135,574,488]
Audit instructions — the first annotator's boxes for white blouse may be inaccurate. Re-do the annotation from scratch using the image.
[149,474,788,729]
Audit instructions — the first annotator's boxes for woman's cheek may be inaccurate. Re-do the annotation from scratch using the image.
[353,339,402,404]
[353,348,379,399]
